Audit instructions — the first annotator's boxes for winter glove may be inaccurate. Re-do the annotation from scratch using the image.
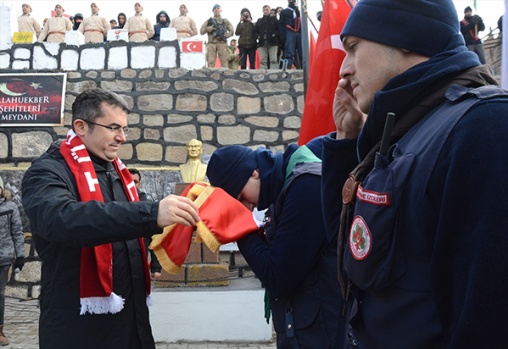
[13,257,24,271]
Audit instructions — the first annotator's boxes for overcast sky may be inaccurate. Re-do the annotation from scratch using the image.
[1,0,505,40]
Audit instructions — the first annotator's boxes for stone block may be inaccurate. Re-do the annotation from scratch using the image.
[217,126,250,145]
[264,95,294,114]
[166,114,193,124]
[12,132,53,158]
[13,261,41,283]
[200,125,213,141]
[126,127,141,140]
[186,264,229,287]
[139,69,152,79]
[202,244,220,264]
[0,133,7,158]
[5,285,28,299]
[119,94,134,110]
[163,124,197,144]
[118,143,133,160]
[100,79,133,92]
[138,94,173,111]
[169,68,188,79]
[143,128,160,140]
[13,48,30,59]
[165,145,187,163]
[136,81,170,92]
[196,114,216,124]
[80,47,105,70]
[31,285,41,299]
[259,81,290,93]
[61,49,79,71]
[33,45,58,70]
[294,82,304,93]
[120,68,137,78]
[131,45,156,69]
[108,46,128,70]
[282,130,299,141]
[297,95,304,113]
[127,112,140,125]
[175,80,218,92]
[86,71,98,79]
[184,240,202,264]
[136,143,163,161]
[218,114,235,125]
[0,52,10,69]
[154,267,186,288]
[210,93,234,112]
[254,130,279,143]
[237,96,261,114]
[283,116,301,129]
[175,93,207,111]
[223,79,258,95]
[143,114,164,126]
[245,116,279,128]
[12,60,29,70]
[101,71,116,79]
[66,80,97,94]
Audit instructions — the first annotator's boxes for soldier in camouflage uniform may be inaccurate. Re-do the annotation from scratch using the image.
[0,176,25,346]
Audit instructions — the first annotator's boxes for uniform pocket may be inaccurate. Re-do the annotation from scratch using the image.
[345,152,415,290]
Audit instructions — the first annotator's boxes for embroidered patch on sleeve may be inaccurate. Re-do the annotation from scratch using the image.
[356,185,390,206]
[349,215,372,260]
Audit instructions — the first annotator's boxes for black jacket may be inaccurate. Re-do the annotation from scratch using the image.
[255,15,278,47]
[153,10,170,41]
[22,142,161,349]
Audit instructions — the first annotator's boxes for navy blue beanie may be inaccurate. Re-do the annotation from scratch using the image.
[206,146,257,198]
[341,0,461,57]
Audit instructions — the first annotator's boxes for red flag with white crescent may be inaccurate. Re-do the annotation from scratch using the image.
[298,0,356,145]
[182,41,204,53]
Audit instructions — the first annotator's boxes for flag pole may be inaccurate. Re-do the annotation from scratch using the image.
[300,0,310,98]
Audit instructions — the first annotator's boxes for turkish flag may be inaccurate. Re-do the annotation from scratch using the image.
[298,0,355,145]
[181,40,204,53]
[149,182,261,274]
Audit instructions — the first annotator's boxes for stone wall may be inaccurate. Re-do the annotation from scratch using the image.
[1,45,304,166]
[0,41,305,297]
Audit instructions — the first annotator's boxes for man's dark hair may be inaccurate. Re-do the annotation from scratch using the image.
[71,88,130,126]
[129,168,141,181]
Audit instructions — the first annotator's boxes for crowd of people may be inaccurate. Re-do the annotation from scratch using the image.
[7,0,508,348]
[15,1,306,70]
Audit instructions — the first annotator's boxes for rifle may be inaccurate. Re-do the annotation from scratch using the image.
[208,17,227,42]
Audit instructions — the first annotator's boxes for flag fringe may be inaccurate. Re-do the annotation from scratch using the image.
[195,220,221,253]
[152,243,183,274]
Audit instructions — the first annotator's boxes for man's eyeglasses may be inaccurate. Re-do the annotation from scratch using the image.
[82,120,131,136]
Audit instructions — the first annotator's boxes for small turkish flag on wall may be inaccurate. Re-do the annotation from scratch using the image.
[181,41,204,53]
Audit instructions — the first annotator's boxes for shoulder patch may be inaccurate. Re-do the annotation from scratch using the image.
[349,215,372,260]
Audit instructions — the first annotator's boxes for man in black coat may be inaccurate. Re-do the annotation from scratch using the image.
[255,5,279,69]
[22,88,200,349]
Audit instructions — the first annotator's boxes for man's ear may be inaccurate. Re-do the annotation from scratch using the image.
[73,119,87,136]
[252,169,260,179]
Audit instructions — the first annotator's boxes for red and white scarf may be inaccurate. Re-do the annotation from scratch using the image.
[60,130,151,315]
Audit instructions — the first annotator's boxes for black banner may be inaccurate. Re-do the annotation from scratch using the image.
[0,73,67,126]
